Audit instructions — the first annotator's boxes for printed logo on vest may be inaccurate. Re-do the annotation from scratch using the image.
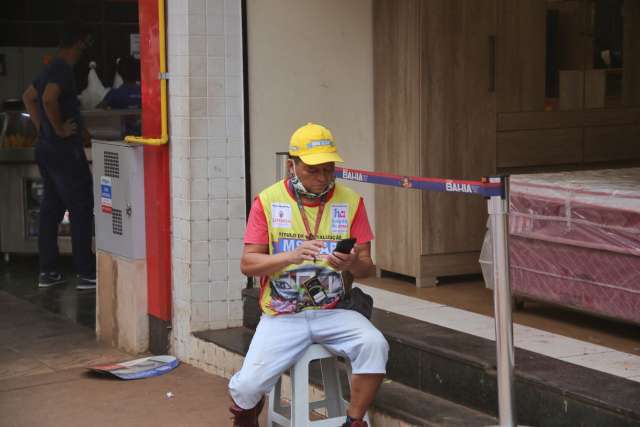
[271,203,292,228]
[273,238,337,254]
[330,204,349,234]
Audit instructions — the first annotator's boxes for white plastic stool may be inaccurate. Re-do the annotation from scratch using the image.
[267,344,370,427]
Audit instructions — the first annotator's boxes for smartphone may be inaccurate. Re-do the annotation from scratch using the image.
[302,276,327,305]
[334,238,356,254]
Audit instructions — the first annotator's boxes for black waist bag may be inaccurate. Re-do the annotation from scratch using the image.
[336,287,373,319]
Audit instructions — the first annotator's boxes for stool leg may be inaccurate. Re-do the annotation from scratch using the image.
[291,358,310,426]
[274,377,285,415]
[319,358,343,417]
[268,388,275,427]
[269,377,281,426]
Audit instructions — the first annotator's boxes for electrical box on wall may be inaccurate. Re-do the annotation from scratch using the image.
[92,139,146,260]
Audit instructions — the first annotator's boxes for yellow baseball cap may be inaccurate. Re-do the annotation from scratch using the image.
[288,123,344,165]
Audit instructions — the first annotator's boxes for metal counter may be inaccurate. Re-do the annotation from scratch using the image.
[0,109,139,261]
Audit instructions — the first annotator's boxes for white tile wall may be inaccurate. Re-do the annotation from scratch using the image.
[207,36,226,57]
[172,198,190,220]
[226,57,242,76]
[207,14,225,36]
[169,116,190,137]
[169,0,246,341]
[211,220,229,239]
[207,0,225,15]
[192,284,210,302]
[168,55,189,76]
[191,201,209,221]
[208,116,227,137]
[172,178,189,201]
[191,262,210,283]
[189,14,207,35]
[207,58,226,76]
[211,239,227,259]
[188,78,208,97]
[228,178,245,198]
[191,221,209,239]
[168,36,189,56]
[227,158,244,178]
[190,139,208,158]
[189,55,207,77]
[170,97,190,116]
[226,97,243,116]
[190,0,206,15]
[189,36,208,56]
[169,0,188,14]
[190,158,209,178]
[173,218,190,240]
[212,281,228,301]
[168,13,189,36]
[209,160,228,181]
[209,140,228,158]
[211,202,228,220]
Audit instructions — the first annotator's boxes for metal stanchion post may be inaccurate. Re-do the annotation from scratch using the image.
[275,152,289,181]
[335,167,531,425]
[487,176,518,427]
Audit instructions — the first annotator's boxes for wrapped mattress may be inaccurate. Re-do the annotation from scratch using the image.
[508,168,640,325]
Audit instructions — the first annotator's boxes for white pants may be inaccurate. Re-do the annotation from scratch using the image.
[228,309,389,410]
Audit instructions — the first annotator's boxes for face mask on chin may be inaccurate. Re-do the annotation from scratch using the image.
[290,163,334,200]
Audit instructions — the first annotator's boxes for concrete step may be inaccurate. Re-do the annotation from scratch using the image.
[239,288,640,427]
[195,326,497,427]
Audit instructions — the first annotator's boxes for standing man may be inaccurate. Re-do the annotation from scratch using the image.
[22,23,96,290]
[229,123,388,427]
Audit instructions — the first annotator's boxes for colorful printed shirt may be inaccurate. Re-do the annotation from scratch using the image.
[245,179,373,315]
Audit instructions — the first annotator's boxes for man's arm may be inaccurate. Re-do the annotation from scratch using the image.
[22,85,41,132]
[351,242,375,278]
[240,240,326,277]
[42,83,77,138]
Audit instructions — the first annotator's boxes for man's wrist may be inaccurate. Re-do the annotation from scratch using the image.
[282,251,295,265]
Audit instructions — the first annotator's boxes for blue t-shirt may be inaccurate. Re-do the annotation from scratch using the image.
[102,83,142,109]
[32,57,83,146]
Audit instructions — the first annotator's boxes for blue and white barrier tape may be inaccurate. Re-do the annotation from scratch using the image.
[335,167,504,198]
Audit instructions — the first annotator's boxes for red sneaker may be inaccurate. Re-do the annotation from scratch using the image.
[229,397,264,427]
[342,419,368,427]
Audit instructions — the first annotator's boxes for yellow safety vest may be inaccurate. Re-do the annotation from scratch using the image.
[258,180,362,315]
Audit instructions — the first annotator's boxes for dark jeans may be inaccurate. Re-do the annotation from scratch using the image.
[36,142,95,276]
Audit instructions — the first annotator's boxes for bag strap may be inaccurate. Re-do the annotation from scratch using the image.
[341,271,354,298]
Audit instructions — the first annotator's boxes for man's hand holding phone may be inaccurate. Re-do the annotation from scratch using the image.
[328,238,357,272]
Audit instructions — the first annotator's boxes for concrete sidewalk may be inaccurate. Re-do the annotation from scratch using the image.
[0,291,265,427]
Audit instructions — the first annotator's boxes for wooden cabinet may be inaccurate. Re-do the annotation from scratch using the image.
[496,0,640,170]
[374,0,640,286]
[374,0,496,287]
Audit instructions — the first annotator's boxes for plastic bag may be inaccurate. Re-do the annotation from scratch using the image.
[479,219,494,290]
[78,61,109,109]
[112,57,124,88]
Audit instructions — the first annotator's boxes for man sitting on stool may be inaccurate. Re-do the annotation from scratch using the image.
[229,123,388,427]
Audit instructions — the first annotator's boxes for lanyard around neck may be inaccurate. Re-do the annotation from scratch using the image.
[291,183,327,240]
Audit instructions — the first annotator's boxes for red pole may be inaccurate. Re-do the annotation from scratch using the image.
[138,0,172,323]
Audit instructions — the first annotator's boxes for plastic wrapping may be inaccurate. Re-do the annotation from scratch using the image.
[479,219,494,290]
[508,168,640,325]
[78,62,109,110]
[113,57,124,88]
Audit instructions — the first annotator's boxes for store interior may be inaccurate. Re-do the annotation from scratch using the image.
[0,0,141,329]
